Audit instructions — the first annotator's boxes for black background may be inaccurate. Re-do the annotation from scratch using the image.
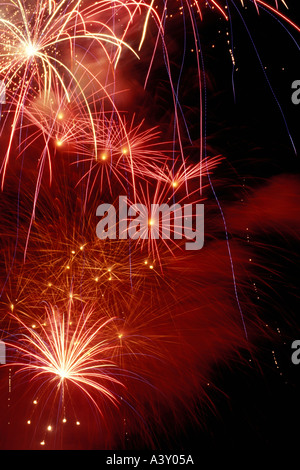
[178,0,300,450]
[1,0,300,454]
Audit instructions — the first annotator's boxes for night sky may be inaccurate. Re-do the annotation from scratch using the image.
[0,0,299,453]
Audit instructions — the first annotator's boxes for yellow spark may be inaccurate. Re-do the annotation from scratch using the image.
[25,43,38,58]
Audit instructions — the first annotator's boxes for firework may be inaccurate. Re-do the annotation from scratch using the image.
[0,0,298,452]
[0,0,153,190]
[5,303,124,408]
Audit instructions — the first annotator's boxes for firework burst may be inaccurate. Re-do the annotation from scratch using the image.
[4,302,125,410]
[0,0,147,190]
[0,0,299,452]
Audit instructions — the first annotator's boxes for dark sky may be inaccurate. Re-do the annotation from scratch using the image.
[0,0,299,453]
